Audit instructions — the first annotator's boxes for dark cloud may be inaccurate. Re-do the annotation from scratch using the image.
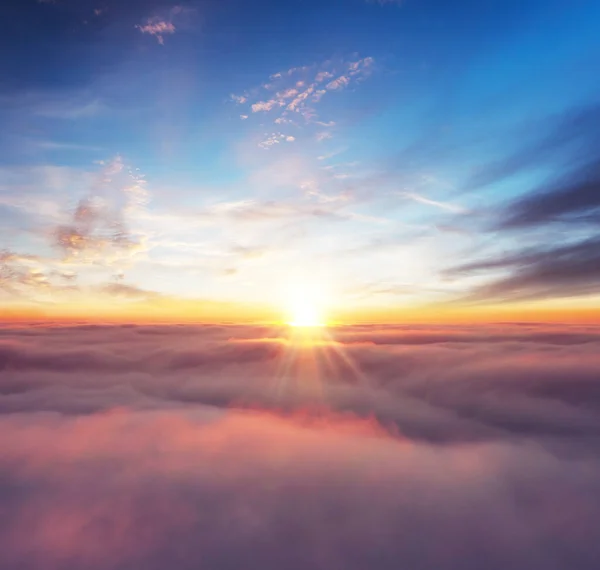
[447,237,600,302]
[445,104,600,303]
[498,160,600,229]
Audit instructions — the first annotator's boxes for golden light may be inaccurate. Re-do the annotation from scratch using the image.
[288,300,325,327]
[282,279,328,328]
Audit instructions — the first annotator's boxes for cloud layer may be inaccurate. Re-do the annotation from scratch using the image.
[1,322,600,569]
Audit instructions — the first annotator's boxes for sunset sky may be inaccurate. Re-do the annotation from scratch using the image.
[3,3,600,569]
[2,0,600,323]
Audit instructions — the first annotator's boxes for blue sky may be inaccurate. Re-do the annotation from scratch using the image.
[2,0,600,321]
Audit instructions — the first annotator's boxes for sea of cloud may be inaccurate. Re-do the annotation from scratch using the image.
[1,321,599,570]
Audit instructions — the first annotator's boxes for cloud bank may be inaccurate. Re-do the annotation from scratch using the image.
[1,322,600,569]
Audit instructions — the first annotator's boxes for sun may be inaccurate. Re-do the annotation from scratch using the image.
[283,280,328,328]
[288,300,325,327]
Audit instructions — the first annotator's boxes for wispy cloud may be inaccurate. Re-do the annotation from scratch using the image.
[399,192,468,214]
[446,103,600,304]
[136,19,176,44]
[52,157,149,265]
[135,5,195,45]
[258,133,296,149]
[498,159,600,229]
[0,251,48,297]
[99,282,161,300]
[447,237,600,303]
[197,198,345,223]
[33,98,105,120]
[230,57,376,131]
[0,158,153,304]
[35,140,104,152]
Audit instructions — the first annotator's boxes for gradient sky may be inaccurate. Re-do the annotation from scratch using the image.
[2,0,600,322]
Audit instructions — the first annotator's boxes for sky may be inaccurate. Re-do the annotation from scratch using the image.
[2,0,600,323]
[3,4,600,566]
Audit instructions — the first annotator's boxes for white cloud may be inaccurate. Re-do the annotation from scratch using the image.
[316,132,333,142]
[399,192,468,214]
[258,133,296,149]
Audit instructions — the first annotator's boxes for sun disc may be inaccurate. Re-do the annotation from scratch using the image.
[287,300,325,328]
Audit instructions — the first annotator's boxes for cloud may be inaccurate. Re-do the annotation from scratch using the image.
[448,103,600,304]
[399,191,468,213]
[230,56,376,129]
[197,198,348,223]
[465,104,600,194]
[1,323,600,569]
[316,131,333,142]
[326,76,350,90]
[498,159,600,229]
[251,100,281,113]
[5,406,600,570]
[1,322,599,437]
[446,237,600,303]
[52,156,148,265]
[98,282,161,300]
[315,71,334,82]
[0,251,48,296]
[0,157,152,308]
[34,140,104,152]
[136,12,177,45]
[258,132,297,149]
[136,19,176,44]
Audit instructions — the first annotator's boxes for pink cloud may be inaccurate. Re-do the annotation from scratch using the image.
[136,19,176,45]
[326,76,351,90]
[1,403,600,569]
[1,323,600,569]
[230,56,376,130]
[251,100,280,113]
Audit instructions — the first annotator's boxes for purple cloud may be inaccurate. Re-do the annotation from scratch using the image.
[1,322,600,569]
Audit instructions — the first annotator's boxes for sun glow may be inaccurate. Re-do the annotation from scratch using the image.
[288,300,325,327]
[283,279,328,328]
